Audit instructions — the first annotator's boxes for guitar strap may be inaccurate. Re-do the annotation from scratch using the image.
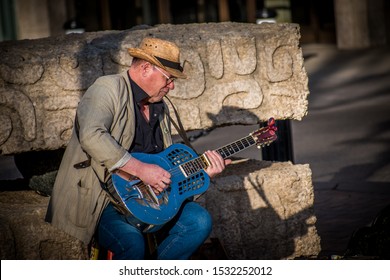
[164,96,198,154]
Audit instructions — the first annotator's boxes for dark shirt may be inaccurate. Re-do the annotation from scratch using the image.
[129,76,164,154]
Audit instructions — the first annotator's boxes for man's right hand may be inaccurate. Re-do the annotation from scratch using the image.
[119,157,171,194]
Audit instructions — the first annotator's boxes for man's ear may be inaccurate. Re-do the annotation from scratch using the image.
[138,61,147,77]
[141,62,153,73]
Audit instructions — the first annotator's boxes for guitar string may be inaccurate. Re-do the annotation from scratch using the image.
[165,134,258,177]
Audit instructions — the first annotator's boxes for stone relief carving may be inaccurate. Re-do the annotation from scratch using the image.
[0,88,36,143]
[0,23,308,155]
[170,49,205,99]
[221,36,257,76]
[207,39,223,79]
[0,50,44,85]
[0,115,12,146]
[265,45,294,82]
[53,51,104,91]
[43,114,74,149]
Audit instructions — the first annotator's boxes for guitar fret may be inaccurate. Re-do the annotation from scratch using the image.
[219,148,227,158]
[187,162,196,174]
[249,136,256,145]
[237,141,244,150]
[183,164,192,175]
[245,137,255,147]
[182,157,207,176]
[220,147,227,156]
[223,147,232,157]
[194,159,203,171]
[243,138,253,147]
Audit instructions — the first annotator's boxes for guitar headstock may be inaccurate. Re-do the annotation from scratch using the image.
[251,118,278,148]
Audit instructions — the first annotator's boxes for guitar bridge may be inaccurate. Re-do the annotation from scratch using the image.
[133,183,170,210]
[139,185,159,205]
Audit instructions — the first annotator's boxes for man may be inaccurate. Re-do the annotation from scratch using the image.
[46,37,230,259]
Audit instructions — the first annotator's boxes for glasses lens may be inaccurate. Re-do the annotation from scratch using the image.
[155,66,175,84]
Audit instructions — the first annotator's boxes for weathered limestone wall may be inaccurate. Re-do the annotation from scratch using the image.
[0,22,308,155]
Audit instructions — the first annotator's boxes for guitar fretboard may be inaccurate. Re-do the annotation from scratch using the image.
[217,135,256,159]
[180,134,256,177]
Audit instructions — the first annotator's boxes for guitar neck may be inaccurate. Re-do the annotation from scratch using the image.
[180,134,256,177]
[216,134,257,160]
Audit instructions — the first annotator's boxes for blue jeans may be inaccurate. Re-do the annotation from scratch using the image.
[97,201,212,260]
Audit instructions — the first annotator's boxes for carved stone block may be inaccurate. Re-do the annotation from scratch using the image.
[0,22,308,155]
[203,159,321,259]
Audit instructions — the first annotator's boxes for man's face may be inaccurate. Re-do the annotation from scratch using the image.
[146,65,175,103]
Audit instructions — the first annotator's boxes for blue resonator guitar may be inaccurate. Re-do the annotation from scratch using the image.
[105,118,277,232]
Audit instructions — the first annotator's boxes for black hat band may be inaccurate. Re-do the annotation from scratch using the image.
[155,56,183,72]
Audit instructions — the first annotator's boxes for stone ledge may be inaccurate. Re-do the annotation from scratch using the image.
[0,159,320,259]
[0,191,87,259]
[202,159,321,259]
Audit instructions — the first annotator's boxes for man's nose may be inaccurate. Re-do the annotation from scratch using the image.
[167,81,175,90]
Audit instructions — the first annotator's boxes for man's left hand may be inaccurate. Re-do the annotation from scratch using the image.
[204,150,231,178]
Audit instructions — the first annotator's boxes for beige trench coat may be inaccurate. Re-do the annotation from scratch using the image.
[45,71,173,244]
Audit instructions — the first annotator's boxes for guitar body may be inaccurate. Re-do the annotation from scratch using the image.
[109,144,210,231]
[107,118,277,232]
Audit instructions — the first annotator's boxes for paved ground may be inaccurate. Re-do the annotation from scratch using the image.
[1,43,389,258]
[292,44,390,257]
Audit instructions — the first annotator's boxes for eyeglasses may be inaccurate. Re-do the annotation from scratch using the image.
[154,66,176,85]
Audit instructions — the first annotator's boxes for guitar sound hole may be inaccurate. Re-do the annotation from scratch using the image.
[178,173,205,195]
[167,149,193,166]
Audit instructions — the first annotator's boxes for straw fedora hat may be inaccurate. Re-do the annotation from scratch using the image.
[128,37,187,79]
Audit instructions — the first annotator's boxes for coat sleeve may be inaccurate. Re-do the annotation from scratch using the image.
[76,75,132,171]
